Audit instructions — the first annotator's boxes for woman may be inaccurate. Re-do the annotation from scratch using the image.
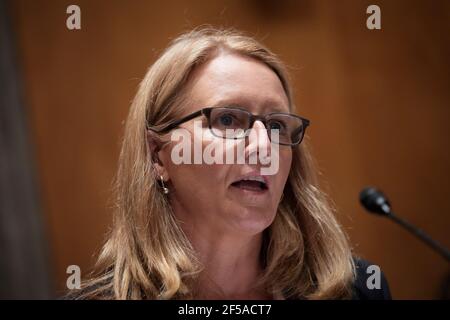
[71,27,390,300]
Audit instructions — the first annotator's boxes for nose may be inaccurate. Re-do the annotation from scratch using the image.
[246,120,271,162]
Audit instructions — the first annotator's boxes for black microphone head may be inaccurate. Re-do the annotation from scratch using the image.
[359,187,392,216]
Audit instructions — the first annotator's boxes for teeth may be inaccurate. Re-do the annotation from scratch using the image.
[242,176,265,184]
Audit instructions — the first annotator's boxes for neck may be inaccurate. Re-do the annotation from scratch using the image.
[192,229,267,299]
[174,205,270,299]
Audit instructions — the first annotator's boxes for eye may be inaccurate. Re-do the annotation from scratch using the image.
[268,120,286,131]
[219,114,234,126]
[269,122,281,130]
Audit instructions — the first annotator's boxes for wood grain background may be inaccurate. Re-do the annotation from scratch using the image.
[9,0,450,298]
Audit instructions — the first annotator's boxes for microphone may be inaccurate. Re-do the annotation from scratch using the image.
[359,187,450,262]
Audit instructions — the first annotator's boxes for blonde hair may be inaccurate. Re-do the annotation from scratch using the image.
[75,27,355,300]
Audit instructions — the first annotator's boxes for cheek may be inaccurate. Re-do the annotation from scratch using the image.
[277,149,292,186]
[167,163,232,219]
[162,140,228,201]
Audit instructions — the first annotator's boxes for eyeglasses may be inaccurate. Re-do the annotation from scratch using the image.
[147,106,311,146]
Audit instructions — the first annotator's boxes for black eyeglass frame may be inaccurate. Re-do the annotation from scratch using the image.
[147,106,311,146]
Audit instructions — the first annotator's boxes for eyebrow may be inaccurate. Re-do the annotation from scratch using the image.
[212,99,289,114]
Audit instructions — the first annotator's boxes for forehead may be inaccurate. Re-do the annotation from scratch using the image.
[183,52,290,114]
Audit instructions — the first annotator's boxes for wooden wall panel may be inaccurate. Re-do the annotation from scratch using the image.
[10,0,450,298]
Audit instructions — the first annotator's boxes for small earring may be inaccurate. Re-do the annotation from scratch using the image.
[160,175,169,194]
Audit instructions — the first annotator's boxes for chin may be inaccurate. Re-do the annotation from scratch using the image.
[228,208,276,236]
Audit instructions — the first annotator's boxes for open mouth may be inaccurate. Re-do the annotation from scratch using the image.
[231,176,268,192]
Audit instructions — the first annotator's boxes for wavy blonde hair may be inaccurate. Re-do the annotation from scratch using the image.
[75,27,355,300]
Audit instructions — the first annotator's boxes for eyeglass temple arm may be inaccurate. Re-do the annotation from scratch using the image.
[147,109,204,133]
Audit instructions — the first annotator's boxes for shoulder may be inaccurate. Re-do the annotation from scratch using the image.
[351,257,392,300]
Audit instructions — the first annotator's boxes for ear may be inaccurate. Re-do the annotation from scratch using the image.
[146,129,169,181]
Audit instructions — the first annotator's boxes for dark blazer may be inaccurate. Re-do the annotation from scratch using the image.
[351,257,392,300]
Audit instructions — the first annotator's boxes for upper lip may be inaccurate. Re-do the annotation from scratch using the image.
[230,170,270,189]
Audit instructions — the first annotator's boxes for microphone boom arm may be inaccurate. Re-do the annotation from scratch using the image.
[360,187,450,262]
[387,211,450,262]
